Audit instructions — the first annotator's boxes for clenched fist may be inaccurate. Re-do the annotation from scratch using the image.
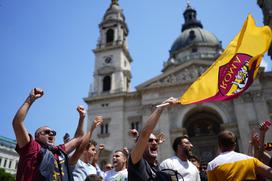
[77,105,86,118]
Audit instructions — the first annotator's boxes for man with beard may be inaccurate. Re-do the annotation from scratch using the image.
[12,88,86,181]
[104,149,128,181]
[160,135,200,181]
[128,97,179,181]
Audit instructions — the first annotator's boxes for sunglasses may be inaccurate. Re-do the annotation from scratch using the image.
[39,129,57,136]
[148,138,159,143]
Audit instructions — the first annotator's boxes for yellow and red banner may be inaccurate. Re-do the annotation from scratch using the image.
[179,14,272,105]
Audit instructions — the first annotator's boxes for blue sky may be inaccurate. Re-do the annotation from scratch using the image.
[0,0,271,145]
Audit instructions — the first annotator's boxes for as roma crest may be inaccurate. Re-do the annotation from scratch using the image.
[218,53,255,98]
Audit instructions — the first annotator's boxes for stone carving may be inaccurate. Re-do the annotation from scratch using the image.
[163,74,177,84]
[150,66,208,87]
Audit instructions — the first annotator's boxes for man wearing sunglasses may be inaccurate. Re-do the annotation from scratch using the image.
[12,88,86,181]
[128,97,179,181]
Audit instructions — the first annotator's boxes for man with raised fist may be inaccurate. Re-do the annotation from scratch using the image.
[12,88,85,181]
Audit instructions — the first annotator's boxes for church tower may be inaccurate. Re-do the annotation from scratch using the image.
[85,0,135,166]
[91,0,132,96]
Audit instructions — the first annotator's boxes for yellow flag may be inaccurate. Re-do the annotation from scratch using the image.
[179,14,272,104]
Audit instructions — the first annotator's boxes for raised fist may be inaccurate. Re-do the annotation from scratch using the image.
[156,132,166,144]
[250,131,260,147]
[92,116,103,129]
[77,105,86,117]
[128,129,139,138]
[29,88,44,102]
[99,144,105,151]
[123,147,129,155]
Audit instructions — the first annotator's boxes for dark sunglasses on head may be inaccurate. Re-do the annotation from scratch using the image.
[40,129,56,136]
[148,138,159,143]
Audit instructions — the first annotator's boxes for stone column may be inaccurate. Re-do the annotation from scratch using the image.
[233,93,257,153]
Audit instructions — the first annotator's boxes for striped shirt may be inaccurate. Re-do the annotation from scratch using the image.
[207,151,264,181]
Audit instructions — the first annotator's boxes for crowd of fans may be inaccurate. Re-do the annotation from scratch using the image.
[12,88,272,180]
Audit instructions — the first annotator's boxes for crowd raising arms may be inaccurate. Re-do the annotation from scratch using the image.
[11,88,272,181]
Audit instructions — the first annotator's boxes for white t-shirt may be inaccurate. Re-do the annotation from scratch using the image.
[104,168,128,181]
[160,155,200,181]
[72,159,97,181]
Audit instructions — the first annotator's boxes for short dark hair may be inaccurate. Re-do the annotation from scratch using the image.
[172,135,189,152]
[34,126,48,138]
[218,130,236,150]
[85,139,97,150]
[85,174,103,181]
[114,149,128,159]
[63,133,70,140]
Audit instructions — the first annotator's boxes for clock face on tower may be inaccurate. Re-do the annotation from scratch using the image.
[104,56,112,64]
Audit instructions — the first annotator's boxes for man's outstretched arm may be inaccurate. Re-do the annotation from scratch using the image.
[69,116,103,165]
[92,144,104,167]
[73,105,86,138]
[130,97,178,164]
[12,88,44,148]
[64,106,87,153]
[256,163,272,180]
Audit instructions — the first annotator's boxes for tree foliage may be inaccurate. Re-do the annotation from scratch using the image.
[0,168,15,181]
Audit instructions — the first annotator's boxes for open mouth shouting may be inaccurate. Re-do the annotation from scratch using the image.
[47,136,55,145]
[149,145,158,157]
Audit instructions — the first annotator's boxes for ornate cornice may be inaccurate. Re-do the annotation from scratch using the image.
[146,65,208,89]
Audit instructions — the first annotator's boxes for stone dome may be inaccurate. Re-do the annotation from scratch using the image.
[170,27,220,54]
[106,4,122,14]
[162,3,222,72]
[102,0,125,22]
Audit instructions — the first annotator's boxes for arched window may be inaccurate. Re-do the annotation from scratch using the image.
[106,29,114,43]
[183,110,222,163]
[103,76,111,92]
[131,121,140,131]
[185,115,220,137]
[189,30,196,40]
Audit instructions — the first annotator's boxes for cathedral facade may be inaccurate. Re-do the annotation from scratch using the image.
[84,0,272,166]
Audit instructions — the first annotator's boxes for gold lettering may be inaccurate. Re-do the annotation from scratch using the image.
[220,81,227,89]
[224,73,232,82]
[234,55,241,64]
[229,63,237,74]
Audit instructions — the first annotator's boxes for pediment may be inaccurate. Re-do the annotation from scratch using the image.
[136,60,213,90]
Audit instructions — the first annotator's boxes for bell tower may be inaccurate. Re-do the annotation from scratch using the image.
[91,0,133,96]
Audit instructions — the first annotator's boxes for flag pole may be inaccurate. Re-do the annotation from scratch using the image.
[155,102,169,108]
